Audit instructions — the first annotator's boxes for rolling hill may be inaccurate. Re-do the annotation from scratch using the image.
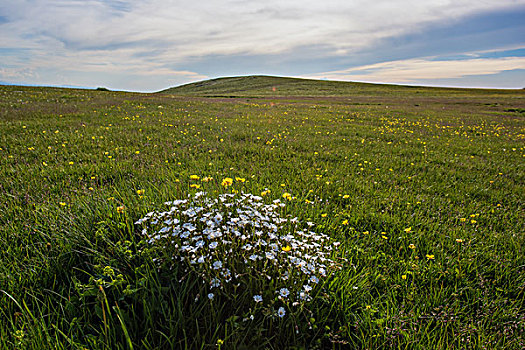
[160,75,523,98]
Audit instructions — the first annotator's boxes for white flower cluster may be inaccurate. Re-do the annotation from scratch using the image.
[135,191,341,318]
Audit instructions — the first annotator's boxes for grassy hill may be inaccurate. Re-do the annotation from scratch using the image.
[161,75,524,98]
[1,80,524,349]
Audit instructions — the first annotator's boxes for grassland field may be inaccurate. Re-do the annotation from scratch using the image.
[0,76,524,349]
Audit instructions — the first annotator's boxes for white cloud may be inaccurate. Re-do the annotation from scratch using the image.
[0,67,36,80]
[0,0,523,90]
[305,56,525,83]
[2,1,521,55]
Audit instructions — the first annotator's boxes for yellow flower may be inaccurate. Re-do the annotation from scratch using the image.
[59,202,66,206]
[261,190,270,196]
[321,213,327,218]
[190,184,201,189]
[282,245,291,252]
[404,227,412,233]
[343,195,350,199]
[235,177,246,183]
[363,231,369,235]
[116,206,125,213]
[190,175,200,180]
[470,220,477,224]
[136,189,144,196]
[408,244,416,249]
[401,275,407,280]
[460,218,466,222]
[455,238,464,243]
[221,178,233,187]
[342,219,348,225]
[282,192,292,200]
[426,254,435,260]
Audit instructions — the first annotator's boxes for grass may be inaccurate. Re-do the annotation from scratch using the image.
[0,76,524,349]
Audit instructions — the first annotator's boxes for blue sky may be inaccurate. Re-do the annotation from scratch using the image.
[0,0,524,92]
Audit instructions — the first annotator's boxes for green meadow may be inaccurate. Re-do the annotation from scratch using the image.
[0,76,524,349]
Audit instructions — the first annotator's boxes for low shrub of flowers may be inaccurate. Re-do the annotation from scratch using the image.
[135,190,342,324]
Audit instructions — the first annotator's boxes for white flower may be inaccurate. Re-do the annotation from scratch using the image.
[136,190,341,317]
[279,288,290,298]
[265,252,276,260]
[210,278,220,288]
[277,307,286,318]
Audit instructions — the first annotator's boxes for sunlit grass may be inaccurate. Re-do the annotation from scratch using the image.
[0,80,524,349]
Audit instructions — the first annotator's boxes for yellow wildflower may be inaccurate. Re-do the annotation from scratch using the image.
[221,178,233,187]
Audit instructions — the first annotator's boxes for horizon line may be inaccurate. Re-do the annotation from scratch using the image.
[1,75,524,93]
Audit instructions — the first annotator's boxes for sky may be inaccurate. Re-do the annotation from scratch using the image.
[0,0,524,92]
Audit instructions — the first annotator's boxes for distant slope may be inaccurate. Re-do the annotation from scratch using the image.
[160,75,522,97]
